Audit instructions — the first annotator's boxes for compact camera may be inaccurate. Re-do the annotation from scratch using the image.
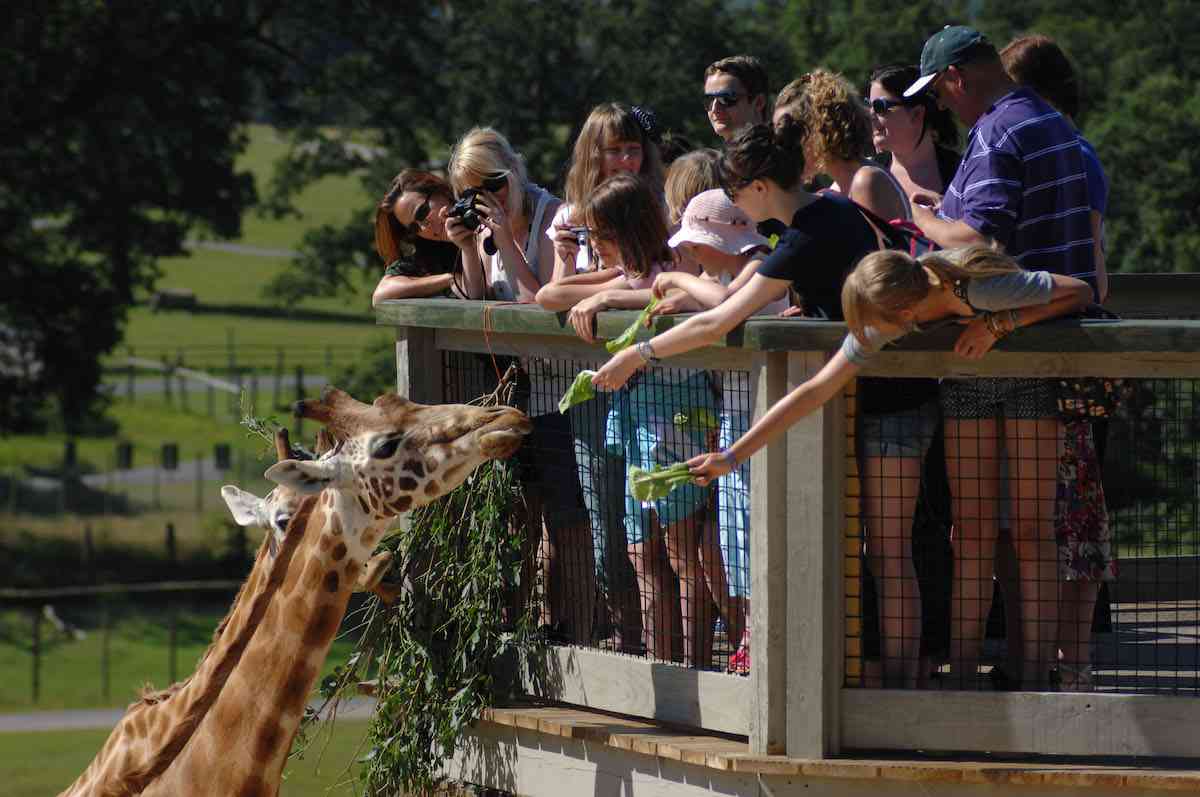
[567,226,589,248]
[448,173,509,233]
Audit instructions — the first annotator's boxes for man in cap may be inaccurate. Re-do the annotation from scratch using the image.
[905,25,1095,287]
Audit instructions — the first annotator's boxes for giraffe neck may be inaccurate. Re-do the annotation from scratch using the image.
[143,489,381,797]
[57,495,314,797]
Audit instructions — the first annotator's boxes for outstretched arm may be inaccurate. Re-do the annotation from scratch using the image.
[688,350,860,484]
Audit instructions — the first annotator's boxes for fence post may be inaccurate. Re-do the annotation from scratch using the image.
[395,326,443,404]
[294,364,305,439]
[784,351,847,759]
[31,608,41,704]
[748,351,788,755]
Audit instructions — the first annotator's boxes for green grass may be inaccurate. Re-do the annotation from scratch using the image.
[0,604,359,712]
[1,720,371,796]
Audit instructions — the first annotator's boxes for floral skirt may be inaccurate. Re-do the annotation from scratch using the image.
[1055,419,1118,582]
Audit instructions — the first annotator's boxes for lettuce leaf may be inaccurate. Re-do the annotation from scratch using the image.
[558,370,596,414]
[605,296,660,354]
[628,462,694,503]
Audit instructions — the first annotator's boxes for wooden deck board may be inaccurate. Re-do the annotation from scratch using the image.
[478,702,1200,790]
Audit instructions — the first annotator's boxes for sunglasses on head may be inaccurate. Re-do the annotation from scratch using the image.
[866,97,906,115]
[704,90,741,111]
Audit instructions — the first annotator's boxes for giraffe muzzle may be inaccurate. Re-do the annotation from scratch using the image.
[477,406,532,460]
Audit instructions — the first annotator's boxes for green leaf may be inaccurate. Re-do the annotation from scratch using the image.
[558,369,596,413]
[628,462,694,503]
[605,296,660,353]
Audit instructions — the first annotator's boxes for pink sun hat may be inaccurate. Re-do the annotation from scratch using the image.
[668,188,769,255]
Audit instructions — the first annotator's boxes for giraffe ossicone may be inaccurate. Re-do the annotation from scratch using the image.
[60,387,530,797]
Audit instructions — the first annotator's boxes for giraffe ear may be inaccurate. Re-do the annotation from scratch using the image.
[264,459,335,495]
[221,485,266,527]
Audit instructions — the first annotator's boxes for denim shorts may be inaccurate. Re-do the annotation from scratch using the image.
[858,401,940,459]
[941,377,1058,420]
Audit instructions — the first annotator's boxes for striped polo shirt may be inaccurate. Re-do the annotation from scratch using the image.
[940,87,1095,283]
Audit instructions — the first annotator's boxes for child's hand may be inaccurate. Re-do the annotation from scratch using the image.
[650,272,677,300]
[551,223,580,262]
[954,316,999,359]
[687,450,735,487]
[645,292,692,324]
[568,293,607,343]
[591,347,643,391]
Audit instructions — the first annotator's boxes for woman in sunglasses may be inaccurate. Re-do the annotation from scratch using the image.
[867,64,961,207]
[372,170,468,304]
[775,69,910,225]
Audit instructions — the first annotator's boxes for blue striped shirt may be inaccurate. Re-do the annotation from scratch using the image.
[940,88,1095,280]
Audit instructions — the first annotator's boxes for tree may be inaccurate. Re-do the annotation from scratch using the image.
[0,2,284,432]
[258,0,796,304]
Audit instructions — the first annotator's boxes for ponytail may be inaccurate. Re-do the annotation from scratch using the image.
[719,120,808,194]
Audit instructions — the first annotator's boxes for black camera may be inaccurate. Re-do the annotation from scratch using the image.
[448,173,509,233]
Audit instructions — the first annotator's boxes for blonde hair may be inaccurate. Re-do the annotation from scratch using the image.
[842,245,1019,342]
[564,103,665,214]
[776,69,872,171]
[447,126,528,221]
[664,149,721,225]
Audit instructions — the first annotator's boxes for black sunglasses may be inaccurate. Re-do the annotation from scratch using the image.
[704,90,741,111]
[866,97,906,115]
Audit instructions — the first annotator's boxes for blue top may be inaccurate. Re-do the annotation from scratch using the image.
[939,88,1094,279]
[756,192,878,321]
[1078,135,1108,215]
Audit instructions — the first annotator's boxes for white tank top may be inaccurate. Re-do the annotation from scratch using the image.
[487,185,553,301]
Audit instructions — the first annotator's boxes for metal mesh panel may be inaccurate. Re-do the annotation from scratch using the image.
[845,374,1200,694]
[442,351,752,672]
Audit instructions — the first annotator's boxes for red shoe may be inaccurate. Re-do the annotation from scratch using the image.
[728,629,750,675]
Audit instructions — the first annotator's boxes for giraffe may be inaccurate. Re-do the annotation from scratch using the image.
[60,388,531,797]
[221,428,402,604]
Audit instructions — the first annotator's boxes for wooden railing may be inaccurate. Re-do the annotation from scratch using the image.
[378,294,1200,762]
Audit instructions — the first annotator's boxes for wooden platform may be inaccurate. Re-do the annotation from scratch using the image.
[448,703,1200,796]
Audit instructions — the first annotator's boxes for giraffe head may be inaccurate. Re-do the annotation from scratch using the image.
[263,387,531,517]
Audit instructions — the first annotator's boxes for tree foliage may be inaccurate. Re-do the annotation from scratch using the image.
[263,0,1200,304]
[0,2,280,431]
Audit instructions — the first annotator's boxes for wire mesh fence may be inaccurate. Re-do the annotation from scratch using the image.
[442,351,753,673]
[845,374,1200,694]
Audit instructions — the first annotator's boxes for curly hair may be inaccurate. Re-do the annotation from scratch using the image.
[776,69,872,170]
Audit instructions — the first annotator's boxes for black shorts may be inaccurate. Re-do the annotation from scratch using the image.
[515,412,589,527]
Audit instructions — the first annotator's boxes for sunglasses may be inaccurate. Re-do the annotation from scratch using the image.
[704,90,741,112]
[866,97,906,115]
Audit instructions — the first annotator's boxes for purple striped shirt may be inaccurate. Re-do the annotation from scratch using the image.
[940,88,1095,281]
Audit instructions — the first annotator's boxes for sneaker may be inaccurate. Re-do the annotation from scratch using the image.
[727,629,750,676]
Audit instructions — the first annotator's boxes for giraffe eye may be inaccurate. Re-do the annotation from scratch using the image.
[371,437,402,460]
[274,513,291,532]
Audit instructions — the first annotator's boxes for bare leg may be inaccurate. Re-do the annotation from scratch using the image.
[629,536,674,660]
[697,510,744,652]
[944,418,1002,688]
[1058,580,1098,688]
[664,513,714,669]
[1005,417,1063,690]
[993,528,1024,684]
[863,454,925,688]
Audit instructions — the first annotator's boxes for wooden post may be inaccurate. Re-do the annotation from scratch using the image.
[748,351,788,754]
[785,351,847,759]
[395,326,443,405]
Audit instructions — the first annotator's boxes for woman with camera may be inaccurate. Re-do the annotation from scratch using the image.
[447,128,597,646]
[372,170,469,304]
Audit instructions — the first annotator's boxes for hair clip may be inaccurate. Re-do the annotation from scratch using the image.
[631,105,663,144]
